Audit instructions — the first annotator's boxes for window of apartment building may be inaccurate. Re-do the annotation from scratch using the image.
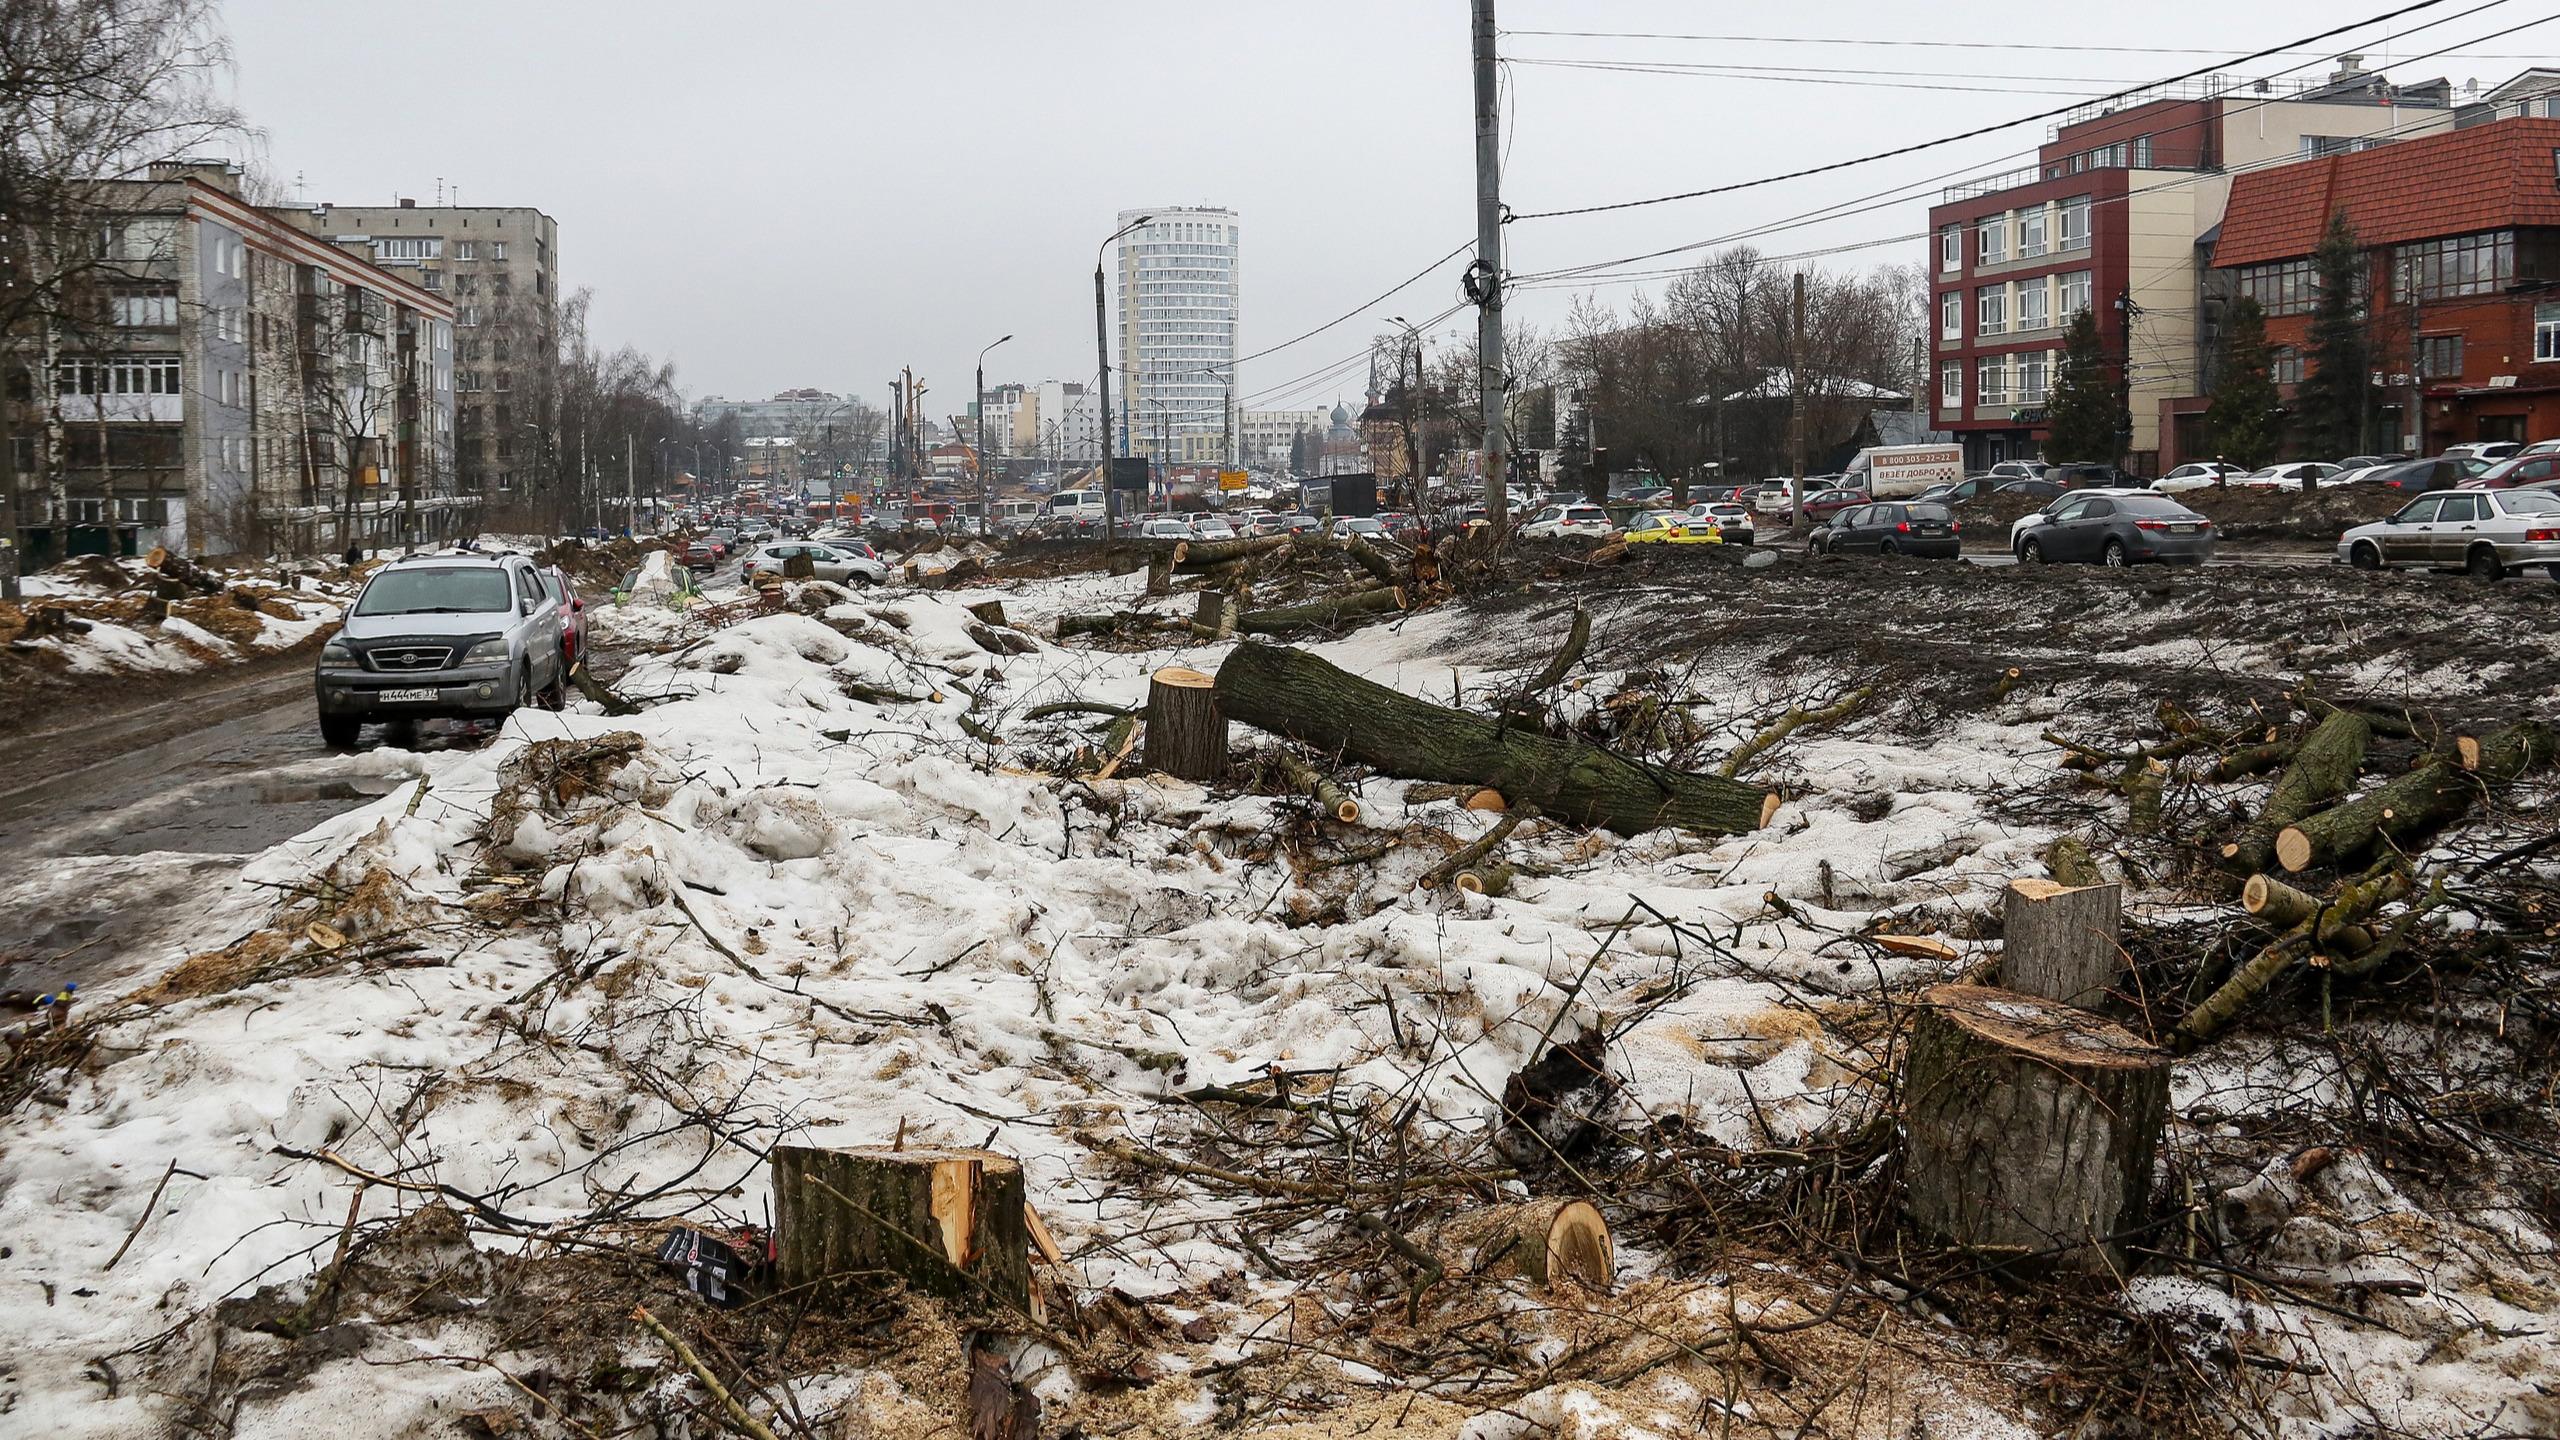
[2060,196,2092,252]
[2234,259,2315,316]
[2417,334,2464,379]
[114,286,177,327]
[457,305,480,327]
[492,274,511,297]
[56,354,180,396]
[1940,361,1962,407]
[1978,215,2008,266]
[1940,290,1962,340]
[1977,284,2008,335]
[421,270,442,291]
[2059,269,2093,319]
[2015,276,2051,331]
[1977,356,2009,405]
[2018,206,2049,260]
[2016,351,2050,405]
[458,369,481,391]
[375,237,442,261]
[1938,225,1961,273]
[2536,303,2560,361]
[492,241,508,261]
[2271,346,2304,383]
[2391,231,2514,302]
[457,241,478,260]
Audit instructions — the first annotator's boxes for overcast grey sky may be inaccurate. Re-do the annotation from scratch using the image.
[220,1,2555,419]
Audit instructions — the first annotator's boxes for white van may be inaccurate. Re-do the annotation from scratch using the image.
[1843,444,1963,499]
[993,499,1044,531]
[1047,490,1107,523]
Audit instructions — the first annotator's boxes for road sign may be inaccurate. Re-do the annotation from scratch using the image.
[1217,469,1249,492]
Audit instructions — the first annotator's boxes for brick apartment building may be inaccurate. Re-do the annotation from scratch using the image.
[2196,115,2560,462]
[1929,62,2456,473]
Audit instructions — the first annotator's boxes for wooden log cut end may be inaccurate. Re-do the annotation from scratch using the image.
[1758,792,1783,828]
[2274,825,2315,874]
[1465,788,1508,812]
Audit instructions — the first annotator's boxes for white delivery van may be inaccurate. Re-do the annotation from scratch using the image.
[1047,490,1107,523]
[1843,444,1964,499]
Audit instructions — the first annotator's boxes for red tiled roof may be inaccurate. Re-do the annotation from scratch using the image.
[2214,116,2560,267]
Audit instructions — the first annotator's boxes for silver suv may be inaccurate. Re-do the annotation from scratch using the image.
[314,551,567,747]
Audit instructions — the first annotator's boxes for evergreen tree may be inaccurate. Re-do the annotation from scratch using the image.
[2041,308,2117,463]
[2296,211,2371,459]
[2205,296,2282,470]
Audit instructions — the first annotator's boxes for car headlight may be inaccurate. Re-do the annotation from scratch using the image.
[321,637,354,663]
[460,638,511,665]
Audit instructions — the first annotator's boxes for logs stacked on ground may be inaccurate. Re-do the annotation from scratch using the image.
[1901,985,2170,1271]
[771,1145,1033,1315]
[1237,586,1405,634]
[1215,642,1774,837]
[1423,1199,1614,1289]
[2217,710,2369,873]
[2273,721,2555,873]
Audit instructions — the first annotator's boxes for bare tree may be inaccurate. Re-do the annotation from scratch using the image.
[0,0,244,592]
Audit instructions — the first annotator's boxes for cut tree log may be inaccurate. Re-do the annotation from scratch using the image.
[2042,835,2103,888]
[2274,721,2557,873]
[1217,643,1774,837]
[1417,806,1537,891]
[1453,861,1515,897]
[2240,872,2322,931]
[770,1145,1032,1314]
[1142,666,1227,782]
[1339,536,1401,587]
[1998,878,2123,1005]
[1191,588,1238,641]
[1236,585,1405,634]
[967,600,1008,626]
[144,548,224,595]
[1902,985,2170,1271]
[2221,710,2369,873]
[1273,751,1360,823]
[1717,685,1873,779]
[1424,1199,1613,1290]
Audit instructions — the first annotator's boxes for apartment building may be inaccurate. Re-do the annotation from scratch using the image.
[1240,408,1323,466]
[296,201,557,496]
[1930,62,2455,471]
[1016,379,1103,469]
[4,161,458,561]
[1115,206,1239,466]
[2202,115,2560,459]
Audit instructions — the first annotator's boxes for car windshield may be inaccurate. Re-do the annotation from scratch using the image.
[2499,491,2560,513]
[354,566,514,616]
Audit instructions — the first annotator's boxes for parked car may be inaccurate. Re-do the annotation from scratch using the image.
[2458,453,2560,490]
[1684,501,1756,544]
[1750,481,1797,516]
[2155,462,2249,492]
[1520,503,1614,539]
[1190,515,1239,541]
[1988,460,2047,482]
[1135,518,1192,540]
[1622,509,1723,544]
[2441,441,2519,464]
[1811,500,1961,559]
[1796,487,1868,524]
[1994,477,2066,500]
[2357,457,2465,494]
[1330,515,1392,543]
[542,566,587,671]
[1282,513,1325,535]
[2336,453,2411,472]
[2241,462,2342,490]
[682,540,717,571]
[313,552,569,748]
[2337,488,2560,580]
[2013,492,2215,566]
[2049,462,2149,490]
[739,540,889,586]
[1914,475,2003,507]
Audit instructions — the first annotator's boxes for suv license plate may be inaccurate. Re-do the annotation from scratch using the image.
[379,687,438,703]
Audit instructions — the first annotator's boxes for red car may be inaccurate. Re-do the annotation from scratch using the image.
[2460,453,2560,490]
[682,541,716,570]
[1791,487,1867,524]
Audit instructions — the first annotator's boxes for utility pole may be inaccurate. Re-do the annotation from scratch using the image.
[2114,288,2139,471]
[1790,270,1808,542]
[1471,0,1509,537]
[625,433,634,537]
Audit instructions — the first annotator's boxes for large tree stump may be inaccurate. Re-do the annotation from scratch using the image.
[1998,878,2123,1005]
[771,1145,1032,1314]
[1426,1199,1614,1290]
[1902,985,2169,1272]
[1215,642,1775,837]
[1142,666,1226,782]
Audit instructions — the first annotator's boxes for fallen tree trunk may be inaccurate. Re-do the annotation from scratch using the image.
[1236,586,1405,635]
[2275,721,2556,873]
[2221,710,2370,874]
[144,546,224,595]
[1216,643,1774,837]
[1902,984,2169,1272]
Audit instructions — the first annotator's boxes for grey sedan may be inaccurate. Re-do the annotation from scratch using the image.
[2014,492,2215,567]
[2337,488,2560,581]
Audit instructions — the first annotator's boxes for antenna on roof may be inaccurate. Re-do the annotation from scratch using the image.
[436,176,444,204]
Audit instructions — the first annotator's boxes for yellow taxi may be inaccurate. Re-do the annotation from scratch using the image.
[1621,509,1724,545]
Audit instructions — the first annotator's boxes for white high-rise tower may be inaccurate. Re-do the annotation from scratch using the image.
[1114,206,1239,465]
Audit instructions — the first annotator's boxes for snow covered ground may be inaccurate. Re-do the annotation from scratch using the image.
[1,566,2552,1438]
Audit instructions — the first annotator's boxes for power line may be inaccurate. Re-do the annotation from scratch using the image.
[1510,56,2168,86]
[1505,0,2487,223]
[1500,25,2546,60]
[1505,59,2121,97]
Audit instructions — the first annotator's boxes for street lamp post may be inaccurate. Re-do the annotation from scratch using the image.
[1095,214,1152,540]
[1189,365,1234,488]
[975,334,1011,534]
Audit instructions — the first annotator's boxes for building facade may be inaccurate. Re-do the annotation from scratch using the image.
[1019,379,1102,471]
[1240,407,1322,466]
[295,201,555,498]
[1115,206,1239,466]
[1929,63,2455,472]
[2203,115,2560,458]
[5,161,459,561]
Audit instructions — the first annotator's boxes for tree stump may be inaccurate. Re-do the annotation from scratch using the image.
[771,1145,1032,1315]
[1426,1199,1613,1290]
[1998,878,2123,1006]
[1142,666,1226,782]
[967,599,1008,626]
[1192,588,1237,640]
[782,552,816,579]
[1901,985,2169,1272]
